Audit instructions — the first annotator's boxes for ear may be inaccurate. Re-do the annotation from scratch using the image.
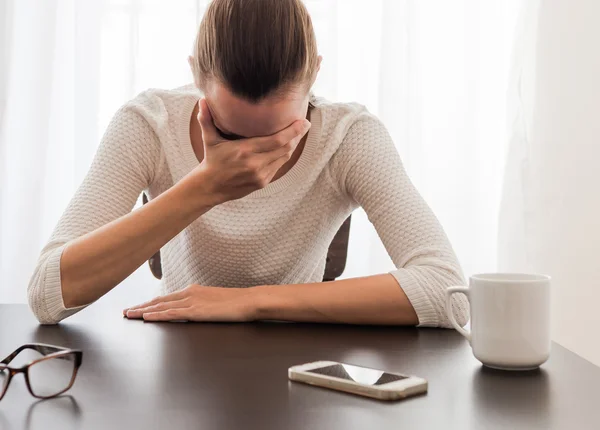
[188,56,201,88]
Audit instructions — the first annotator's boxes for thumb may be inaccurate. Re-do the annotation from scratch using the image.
[197,98,220,147]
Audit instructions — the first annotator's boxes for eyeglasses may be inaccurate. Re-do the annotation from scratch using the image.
[0,343,82,401]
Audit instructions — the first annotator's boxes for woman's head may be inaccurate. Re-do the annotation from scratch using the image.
[189,0,320,139]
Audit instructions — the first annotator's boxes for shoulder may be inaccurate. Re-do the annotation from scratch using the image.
[311,95,369,135]
[314,96,392,165]
[340,110,392,158]
[318,100,398,195]
[118,84,200,130]
[312,96,389,154]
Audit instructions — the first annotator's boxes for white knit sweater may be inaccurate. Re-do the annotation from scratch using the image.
[28,85,469,327]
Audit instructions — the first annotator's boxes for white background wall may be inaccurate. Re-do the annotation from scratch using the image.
[500,0,600,366]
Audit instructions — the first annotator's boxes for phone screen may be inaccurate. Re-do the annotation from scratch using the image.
[306,363,408,386]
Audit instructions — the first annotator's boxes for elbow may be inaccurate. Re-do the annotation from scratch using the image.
[38,316,63,325]
[405,264,470,329]
[27,244,70,325]
[33,312,63,326]
[436,265,470,329]
[446,301,470,329]
[27,282,64,325]
[440,278,470,329]
[27,292,60,325]
[394,263,470,328]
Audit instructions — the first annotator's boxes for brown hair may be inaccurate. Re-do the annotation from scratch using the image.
[191,0,319,102]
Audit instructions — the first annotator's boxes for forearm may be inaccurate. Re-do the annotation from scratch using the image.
[61,174,215,308]
[254,274,419,325]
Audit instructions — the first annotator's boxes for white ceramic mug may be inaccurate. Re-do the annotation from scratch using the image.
[446,273,551,370]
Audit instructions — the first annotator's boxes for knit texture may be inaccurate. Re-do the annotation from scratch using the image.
[28,85,469,327]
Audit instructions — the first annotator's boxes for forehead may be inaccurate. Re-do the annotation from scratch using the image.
[203,81,308,137]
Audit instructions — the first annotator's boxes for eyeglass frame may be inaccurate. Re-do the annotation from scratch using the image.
[0,343,83,401]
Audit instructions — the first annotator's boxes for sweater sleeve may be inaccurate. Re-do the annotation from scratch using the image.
[28,104,163,324]
[330,114,469,328]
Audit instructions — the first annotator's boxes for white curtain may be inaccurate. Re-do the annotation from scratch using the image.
[0,0,520,304]
[499,0,600,366]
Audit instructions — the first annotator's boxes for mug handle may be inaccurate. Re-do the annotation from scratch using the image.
[446,286,471,342]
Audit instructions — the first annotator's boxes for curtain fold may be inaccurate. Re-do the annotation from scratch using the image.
[0,0,13,289]
[0,0,520,304]
[499,0,600,365]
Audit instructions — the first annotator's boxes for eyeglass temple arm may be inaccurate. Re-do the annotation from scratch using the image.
[0,344,66,365]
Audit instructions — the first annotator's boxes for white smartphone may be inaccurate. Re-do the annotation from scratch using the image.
[288,360,427,401]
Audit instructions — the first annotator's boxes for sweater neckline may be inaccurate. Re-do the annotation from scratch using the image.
[177,93,322,199]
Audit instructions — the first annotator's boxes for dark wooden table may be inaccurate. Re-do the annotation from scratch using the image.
[0,304,599,430]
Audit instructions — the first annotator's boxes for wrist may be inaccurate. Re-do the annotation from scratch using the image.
[250,285,282,321]
[175,169,223,212]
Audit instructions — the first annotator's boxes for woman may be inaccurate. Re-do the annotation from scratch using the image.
[28,0,468,327]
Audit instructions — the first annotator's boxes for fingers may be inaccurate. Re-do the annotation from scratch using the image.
[197,98,222,146]
[261,138,302,181]
[254,121,308,176]
[261,154,290,184]
[125,298,189,319]
[142,308,191,322]
[123,290,188,316]
[240,119,310,188]
[268,147,293,168]
[261,132,300,163]
[251,119,311,153]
